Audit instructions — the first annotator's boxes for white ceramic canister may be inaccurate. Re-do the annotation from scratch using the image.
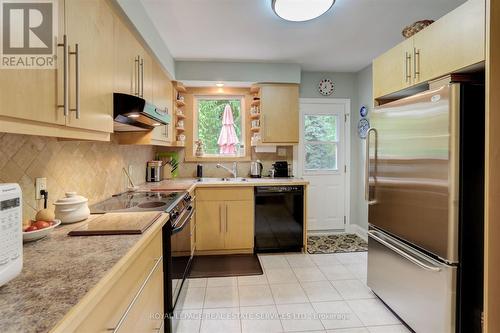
[54,192,90,223]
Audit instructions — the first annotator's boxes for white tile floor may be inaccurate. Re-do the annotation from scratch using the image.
[175,252,411,333]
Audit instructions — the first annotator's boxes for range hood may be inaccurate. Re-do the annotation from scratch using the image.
[113,93,171,132]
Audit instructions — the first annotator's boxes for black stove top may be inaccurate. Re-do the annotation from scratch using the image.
[90,191,186,214]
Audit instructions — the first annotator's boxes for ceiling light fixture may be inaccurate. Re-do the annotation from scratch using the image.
[127,114,140,118]
[216,83,224,87]
[272,0,335,22]
[152,122,161,126]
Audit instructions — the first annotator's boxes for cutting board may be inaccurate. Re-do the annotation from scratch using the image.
[68,212,163,236]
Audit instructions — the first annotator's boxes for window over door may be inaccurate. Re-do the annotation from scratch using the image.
[303,114,339,172]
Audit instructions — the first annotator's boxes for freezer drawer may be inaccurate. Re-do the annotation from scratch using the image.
[367,229,457,333]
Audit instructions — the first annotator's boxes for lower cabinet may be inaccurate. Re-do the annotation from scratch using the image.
[52,229,164,333]
[195,187,254,252]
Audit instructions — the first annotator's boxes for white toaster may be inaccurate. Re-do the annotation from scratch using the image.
[0,183,22,287]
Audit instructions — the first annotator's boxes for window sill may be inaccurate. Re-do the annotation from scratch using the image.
[185,155,251,163]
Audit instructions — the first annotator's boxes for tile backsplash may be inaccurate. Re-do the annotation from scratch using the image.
[0,133,154,223]
[158,146,295,178]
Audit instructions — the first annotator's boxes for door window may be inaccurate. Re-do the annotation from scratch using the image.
[303,114,339,172]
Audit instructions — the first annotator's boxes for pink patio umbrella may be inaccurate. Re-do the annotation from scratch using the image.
[218,104,239,154]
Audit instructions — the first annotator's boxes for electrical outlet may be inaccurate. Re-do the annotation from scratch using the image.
[35,177,47,200]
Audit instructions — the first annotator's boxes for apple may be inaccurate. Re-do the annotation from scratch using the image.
[24,225,38,232]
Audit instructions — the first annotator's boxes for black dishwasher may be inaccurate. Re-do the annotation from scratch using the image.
[254,186,304,253]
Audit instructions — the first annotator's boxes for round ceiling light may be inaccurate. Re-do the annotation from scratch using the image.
[272,0,335,22]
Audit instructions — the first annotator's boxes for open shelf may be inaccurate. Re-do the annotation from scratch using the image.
[251,100,260,107]
[250,127,260,132]
[176,100,186,107]
[176,113,186,119]
[250,113,260,120]
[175,127,185,132]
[250,86,260,94]
[174,81,187,93]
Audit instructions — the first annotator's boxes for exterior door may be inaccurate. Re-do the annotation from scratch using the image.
[299,99,349,231]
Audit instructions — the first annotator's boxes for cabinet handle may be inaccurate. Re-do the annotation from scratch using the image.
[413,48,420,79]
[134,56,140,96]
[261,114,266,141]
[365,128,378,205]
[69,44,80,119]
[57,35,69,116]
[109,256,163,332]
[405,52,411,83]
[225,204,228,233]
[219,204,223,233]
[140,58,144,98]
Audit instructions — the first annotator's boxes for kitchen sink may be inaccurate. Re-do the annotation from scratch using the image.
[196,177,248,182]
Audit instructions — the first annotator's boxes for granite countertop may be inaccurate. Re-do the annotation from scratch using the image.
[0,214,167,333]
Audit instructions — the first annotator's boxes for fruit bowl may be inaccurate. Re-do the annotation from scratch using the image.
[23,220,61,243]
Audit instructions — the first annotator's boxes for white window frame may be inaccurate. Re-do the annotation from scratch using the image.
[193,95,246,158]
[303,113,340,174]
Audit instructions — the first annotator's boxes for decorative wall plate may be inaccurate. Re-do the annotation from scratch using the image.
[358,118,370,139]
[360,105,368,118]
[318,79,334,96]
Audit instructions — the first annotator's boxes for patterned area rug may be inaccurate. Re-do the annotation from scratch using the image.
[307,234,368,254]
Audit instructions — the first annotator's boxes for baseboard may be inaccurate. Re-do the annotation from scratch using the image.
[346,224,368,241]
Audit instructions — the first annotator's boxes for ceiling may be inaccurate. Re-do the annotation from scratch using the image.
[140,0,466,72]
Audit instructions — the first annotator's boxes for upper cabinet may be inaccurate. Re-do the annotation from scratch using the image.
[151,61,174,144]
[65,0,114,133]
[258,83,299,144]
[373,0,485,99]
[0,0,115,141]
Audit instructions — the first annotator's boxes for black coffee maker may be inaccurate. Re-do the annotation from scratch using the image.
[272,161,289,178]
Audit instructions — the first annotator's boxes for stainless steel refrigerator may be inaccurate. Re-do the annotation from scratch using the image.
[366,78,484,333]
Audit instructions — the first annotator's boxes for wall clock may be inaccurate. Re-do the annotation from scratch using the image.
[358,118,370,139]
[318,79,334,96]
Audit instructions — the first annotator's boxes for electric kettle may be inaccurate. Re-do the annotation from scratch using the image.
[250,160,263,178]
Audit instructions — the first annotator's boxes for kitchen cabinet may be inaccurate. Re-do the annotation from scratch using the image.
[195,187,254,253]
[113,18,142,97]
[373,0,485,99]
[151,61,174,144]
[373,38,414,99]
[412,0,485,85]
[65,0,114,133]
[259,84,299,143]
[0,0,114,140]
[52,226,164,333]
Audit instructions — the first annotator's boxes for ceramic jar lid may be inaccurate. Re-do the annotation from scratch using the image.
[54,192,88,206]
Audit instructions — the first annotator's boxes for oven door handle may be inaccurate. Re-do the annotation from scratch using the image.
[172,206,195,234]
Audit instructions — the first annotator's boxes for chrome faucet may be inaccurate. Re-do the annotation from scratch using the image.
[216,162,238,178]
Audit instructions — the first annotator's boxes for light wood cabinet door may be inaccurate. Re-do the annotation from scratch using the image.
[113,18,141,96]
[372,38,414,99]
[151,62,174,143]
[0,3,65,125]
[116,257,164,333]
[65,0,114,133]
[139,49,153,102]
[412,0,485,84]
[260,84,299,143]
[196,201,226,251]
[225,201,254,250]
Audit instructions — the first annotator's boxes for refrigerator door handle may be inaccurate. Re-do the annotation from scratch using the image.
[368,230,442,272]
[365,128,378,204]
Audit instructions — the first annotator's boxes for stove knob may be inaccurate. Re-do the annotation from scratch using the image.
[184,194,192,202]
[171,211,179,220]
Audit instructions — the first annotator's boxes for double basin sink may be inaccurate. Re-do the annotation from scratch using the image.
[196,177,249,183]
